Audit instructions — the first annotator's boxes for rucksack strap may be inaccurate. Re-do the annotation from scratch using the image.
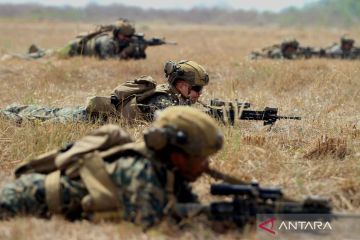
[79,151,122,213]
[45,170,62,214]
[163,170,176,214]
[43,151,124,216]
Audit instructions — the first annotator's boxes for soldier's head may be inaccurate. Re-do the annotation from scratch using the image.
[113,18,135,41]
[281,38,299,56]
[164,60,209,104]
[340,35,354,51]
[144,106,223,181]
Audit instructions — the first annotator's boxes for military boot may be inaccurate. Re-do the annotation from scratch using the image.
[28,44,41,54]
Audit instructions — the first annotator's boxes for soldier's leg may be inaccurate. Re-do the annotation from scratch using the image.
[0,109,23,124]
[2,104,90,123]
[28,44,42,54]
[2,104,58,122]
[0,174,48,219]
[56,40,80,58]
[1,104,41,123]
[0,173,87,220]
[50,106,90,123]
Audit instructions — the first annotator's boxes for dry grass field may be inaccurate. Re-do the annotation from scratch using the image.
[0,20,360,239]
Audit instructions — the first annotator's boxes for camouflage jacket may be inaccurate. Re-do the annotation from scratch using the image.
[0,144,198,229]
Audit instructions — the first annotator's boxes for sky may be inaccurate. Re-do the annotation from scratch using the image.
[0,0,320,12]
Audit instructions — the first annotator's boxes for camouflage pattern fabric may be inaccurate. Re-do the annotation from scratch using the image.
[0,104,89,123]
[0,154,197,229]
[78,34,133,60]
[1,49,55,61]
[0,174,87,220]
[325,44,360,59]
[139,85,191,121]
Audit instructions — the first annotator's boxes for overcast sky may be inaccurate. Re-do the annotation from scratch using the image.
[0,0,320,12]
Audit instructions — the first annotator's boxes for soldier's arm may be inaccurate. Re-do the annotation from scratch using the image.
[119,43,137,59]
[174,178,199,203]
[110,156,168,229]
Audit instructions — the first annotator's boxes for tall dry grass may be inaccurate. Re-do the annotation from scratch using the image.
[0,21,360,239]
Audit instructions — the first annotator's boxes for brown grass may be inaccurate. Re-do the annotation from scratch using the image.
[1,21,360,239]
[304,136,348,160]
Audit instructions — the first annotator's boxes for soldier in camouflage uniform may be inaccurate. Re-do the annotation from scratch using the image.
[0,106,224,229]
[0,60,209,123]
[324,35,360,59]
[249,38,314,60]
[2,19,137,61]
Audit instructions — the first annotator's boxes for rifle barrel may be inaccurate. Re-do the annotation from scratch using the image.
[205,168,247,185]
[277,116,302,120]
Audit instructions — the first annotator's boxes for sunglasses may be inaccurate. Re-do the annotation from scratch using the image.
[191,85,203,93]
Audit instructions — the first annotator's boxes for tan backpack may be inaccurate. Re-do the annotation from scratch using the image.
[85,75,157,120]
[76,25,114,44]
[15,125,140,216]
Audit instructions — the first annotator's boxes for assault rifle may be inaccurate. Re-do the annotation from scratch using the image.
[129,33,177,59]
[175,182,360,230]
[298,47,326,58]
[76,25,115,44]
[201,99,301,125]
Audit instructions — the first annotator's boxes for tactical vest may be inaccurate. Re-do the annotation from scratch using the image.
[85,76,183,121]
[14,125,176,221]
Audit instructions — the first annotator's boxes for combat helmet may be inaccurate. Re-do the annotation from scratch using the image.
[164,60,209,88]
[144,106,223,157]
[281,38,299,51]
[341,35,355,46]
[113,18,135,37]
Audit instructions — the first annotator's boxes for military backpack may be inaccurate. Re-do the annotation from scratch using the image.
[85,75,157,120]
[15,125,138,217]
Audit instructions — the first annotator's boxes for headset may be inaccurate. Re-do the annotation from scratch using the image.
[164,60,186,85]
[144,126,188,151]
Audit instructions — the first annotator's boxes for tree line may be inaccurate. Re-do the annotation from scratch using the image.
[0,0,358,27]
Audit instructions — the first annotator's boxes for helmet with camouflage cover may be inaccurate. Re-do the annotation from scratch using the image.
[164,60,209,87]
[341,35,355,46]
[281,38,299,51]
[144,106,223,157]
[113,18,135,37]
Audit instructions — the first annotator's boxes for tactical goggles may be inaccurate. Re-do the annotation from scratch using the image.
[191,85,203,93]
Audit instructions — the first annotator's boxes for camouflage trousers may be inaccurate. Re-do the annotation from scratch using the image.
[0,173,87,220]
[1,49,55,61]
[0,104,90,123]
[1,41,77,61]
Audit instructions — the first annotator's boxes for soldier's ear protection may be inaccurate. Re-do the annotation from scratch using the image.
[164,61,185,84]
[144,126,188,151]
